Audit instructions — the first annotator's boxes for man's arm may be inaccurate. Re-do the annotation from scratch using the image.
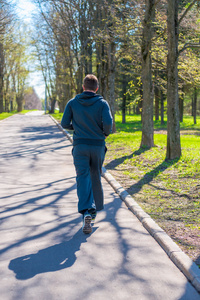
[102,102,113,136]
[61,101,74,130]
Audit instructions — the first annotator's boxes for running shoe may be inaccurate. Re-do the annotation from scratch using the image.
[82,212,92,234]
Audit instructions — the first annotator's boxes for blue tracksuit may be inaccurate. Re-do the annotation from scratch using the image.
[61,91,113,213]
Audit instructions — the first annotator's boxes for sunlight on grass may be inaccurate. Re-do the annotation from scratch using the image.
[0,111,17,120]
[0,110,39,120]
[51,112,63,122]
[104,114,200,254]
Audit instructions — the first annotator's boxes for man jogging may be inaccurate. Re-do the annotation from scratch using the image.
[61,74,113,234]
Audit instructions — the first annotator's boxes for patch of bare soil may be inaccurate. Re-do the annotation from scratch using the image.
[155,129,200,136]
[158,221,200,265]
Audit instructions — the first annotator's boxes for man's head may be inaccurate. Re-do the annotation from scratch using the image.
[83,74,99,93]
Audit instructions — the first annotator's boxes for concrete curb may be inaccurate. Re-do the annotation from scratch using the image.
[101,166,200,293]
[49,114,200,294]
[49,114,73,143]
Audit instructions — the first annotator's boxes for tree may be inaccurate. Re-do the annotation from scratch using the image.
[3,24,30,112]
[166,0,181,159]
[166,0,199,159]
[32,0,118,124]
[0,42,3,112]
[140,0,155,148]
[0,0,13,112]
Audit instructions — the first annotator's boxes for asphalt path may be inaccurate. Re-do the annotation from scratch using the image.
[0,113,199,300]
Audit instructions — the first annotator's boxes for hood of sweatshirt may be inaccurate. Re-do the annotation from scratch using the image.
[75,92,103,106]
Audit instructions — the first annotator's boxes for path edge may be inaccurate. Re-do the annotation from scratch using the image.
[101,166,200,293]
[49,114,73,143]
[49,114,200,294]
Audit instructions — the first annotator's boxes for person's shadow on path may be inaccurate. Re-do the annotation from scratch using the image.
[8,228,94,280]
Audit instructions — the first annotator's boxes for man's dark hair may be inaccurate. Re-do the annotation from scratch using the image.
[83,74,99,92]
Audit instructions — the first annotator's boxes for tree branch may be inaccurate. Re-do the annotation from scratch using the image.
[178,43,200,56]
[178,0,198,26]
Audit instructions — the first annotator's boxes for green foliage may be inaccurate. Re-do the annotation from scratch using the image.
[2,22,31,112]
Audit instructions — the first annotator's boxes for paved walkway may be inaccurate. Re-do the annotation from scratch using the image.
[0,114,199,300]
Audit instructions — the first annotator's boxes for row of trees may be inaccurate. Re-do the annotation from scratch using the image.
[32,0,200,159]
[0,0,31,113]
[0,0,199,159]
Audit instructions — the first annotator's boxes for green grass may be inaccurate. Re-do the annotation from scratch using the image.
[0,110,38,120]
[115,114,200,131]
[0,111,17,120]
[51,112,63,122]
[104,114,200,263]
[179,115,200,130]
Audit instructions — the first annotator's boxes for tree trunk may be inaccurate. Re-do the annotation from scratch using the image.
[193,87,197,125]
[5,76,10,112]
[122,75,127,124]
[179,86,184,122]
[5,95,9,112]
[0,43,4,113]
[154,86,159,121]
[136,87,143,115]
[179,94,184,122]
[160,90,164,125]
[191,96,194,117]
[49,97,56,114]
[101,42,107,100]
[88,42,93,74]
[166,0,181,159]
[140,0,155,148]
[96,42,101,94]
[108,41,116,132]
[10,100,13,111]
[16,95,23,112]
[127,94,131,114]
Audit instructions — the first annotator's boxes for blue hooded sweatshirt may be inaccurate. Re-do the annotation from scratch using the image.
[61,91,113,146]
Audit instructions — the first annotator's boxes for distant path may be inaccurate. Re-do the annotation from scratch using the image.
[0,114,199,300]
[25,110,45,116]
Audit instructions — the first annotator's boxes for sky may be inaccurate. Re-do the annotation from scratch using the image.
[15,0,45,99]
[15,0,36,21]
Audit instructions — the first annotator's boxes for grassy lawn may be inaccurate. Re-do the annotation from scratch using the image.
[105,114,200,266]
[0,111,18,120]
[51,112,63,122]
[115,114,200,131]
[0,110,39,120]
[52,111,200,265]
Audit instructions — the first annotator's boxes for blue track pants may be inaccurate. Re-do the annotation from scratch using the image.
[72,144,106,214]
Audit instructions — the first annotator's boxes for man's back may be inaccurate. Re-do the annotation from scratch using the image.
[61,91,112,146]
